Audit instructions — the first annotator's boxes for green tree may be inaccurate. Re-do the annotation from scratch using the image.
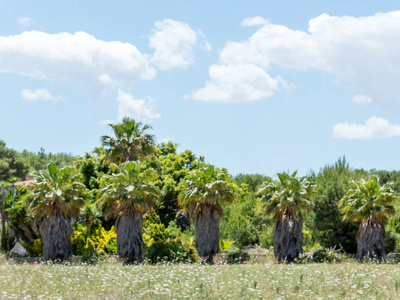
[178,166,236,263]
[234,173,271,193]
[258,171,316,262]
[339,176,398,260]
[220,193,267,247]
[100,118,155,164]
[99,161,160,263]
[312,157,360,253]
[0,141,29,181]
[28,163,85,260]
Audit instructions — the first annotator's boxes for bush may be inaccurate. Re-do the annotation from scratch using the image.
[21,236,43,257]
[226,245,250,264]
[143,212,196,263]
[72,223,116,256]
[385,229,399,253]
[259,226,273,248]
[220,194,266,248]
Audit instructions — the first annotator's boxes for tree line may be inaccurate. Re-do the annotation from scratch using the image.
[1,118,400,263]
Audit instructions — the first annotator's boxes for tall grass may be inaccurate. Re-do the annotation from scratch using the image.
[1,255,400,299]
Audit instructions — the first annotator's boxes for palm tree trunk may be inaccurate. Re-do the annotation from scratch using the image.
[356,216,386,260]
[115,207,143,264]
[194,204,221,263]
[39,215,73,260]
[273,208,303,262]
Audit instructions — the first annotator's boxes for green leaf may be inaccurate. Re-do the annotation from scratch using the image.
[125,161,138,174]
[47,162,57,177]
[277,173,286,184]
[204,165,215,178]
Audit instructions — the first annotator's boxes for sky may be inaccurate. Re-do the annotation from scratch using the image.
[1,0,400,177]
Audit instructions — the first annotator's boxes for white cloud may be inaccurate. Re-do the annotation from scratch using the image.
[241,17,269,27]
[21,89,62,102]
[149,19,211,70]
[353,94,372,105]
[0,31,155,91]
[115,89,160,123]
[333,116,400,139]
[18,17,33,27]
[219,11,400,106]
[187,64,280,103]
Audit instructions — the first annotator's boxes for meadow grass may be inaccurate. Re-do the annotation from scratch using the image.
[1,255,400,299]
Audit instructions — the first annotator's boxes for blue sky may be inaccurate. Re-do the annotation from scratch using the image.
[1,0,400,176]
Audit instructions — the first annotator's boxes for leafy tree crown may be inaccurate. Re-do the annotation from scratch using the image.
[27,162,86,220]
[258,171,316,219]
[100,118,155,164]
[178,165,237,216]
[99,161,160,218]
[338,176,398,224]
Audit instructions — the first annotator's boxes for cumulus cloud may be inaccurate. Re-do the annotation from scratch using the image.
[333,116,400,139]
[187,64,280,103]
[21,89,62,102]
[149,19,211,70]
[18,17,33,27]
[353,94,372,105]
[115,89,160,123]
[218,11,400,106]
[0,31,155,91]
[241,17,269,27]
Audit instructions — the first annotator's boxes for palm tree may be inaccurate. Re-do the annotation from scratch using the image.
[178,166,236,263]
[100,118,155,164]
[258,171,316,262]
[338,176,398,260]
[28,163,85,260]
[99,161,160,263]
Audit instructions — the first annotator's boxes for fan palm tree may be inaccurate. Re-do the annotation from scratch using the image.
[100,118,155,164]
[258,171,316,262]
[28,163,85,260]
[178,166,236,263]
[99,161,160,263]
[338,176,398,260]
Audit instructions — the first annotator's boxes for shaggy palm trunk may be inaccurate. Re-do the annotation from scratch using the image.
[115,206,143,264]
[39,215,73,260]
[194,204,221,264]
[273,208,303,262]
[356,216,386,260]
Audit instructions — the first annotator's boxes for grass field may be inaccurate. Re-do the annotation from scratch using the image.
[1,255,400,299]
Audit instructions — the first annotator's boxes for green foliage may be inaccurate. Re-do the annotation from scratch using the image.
[312,157,360,253]
[259,226,274,248]
[339,176,398,224]
[234,173,272,193]
[154,175,180,227]
[99,161,160,218]
[0,141,29,181]
[20,147,74,173]
[143,212,196,263]
[219,240,235,253]
[175,211,190,231]
[178,165,237,216]
[372,170,400,194]
[72,223,117,256]
[258,171,316,219]
[21,236,43,257]
[27,163,86,220]
[152,142,208,226]
[101,117,155,164]
[220,193,266,247]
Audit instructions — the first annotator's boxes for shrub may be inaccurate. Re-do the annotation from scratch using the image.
[143,212,196,263]
[21,236,43,257]
[72,223,116,256]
